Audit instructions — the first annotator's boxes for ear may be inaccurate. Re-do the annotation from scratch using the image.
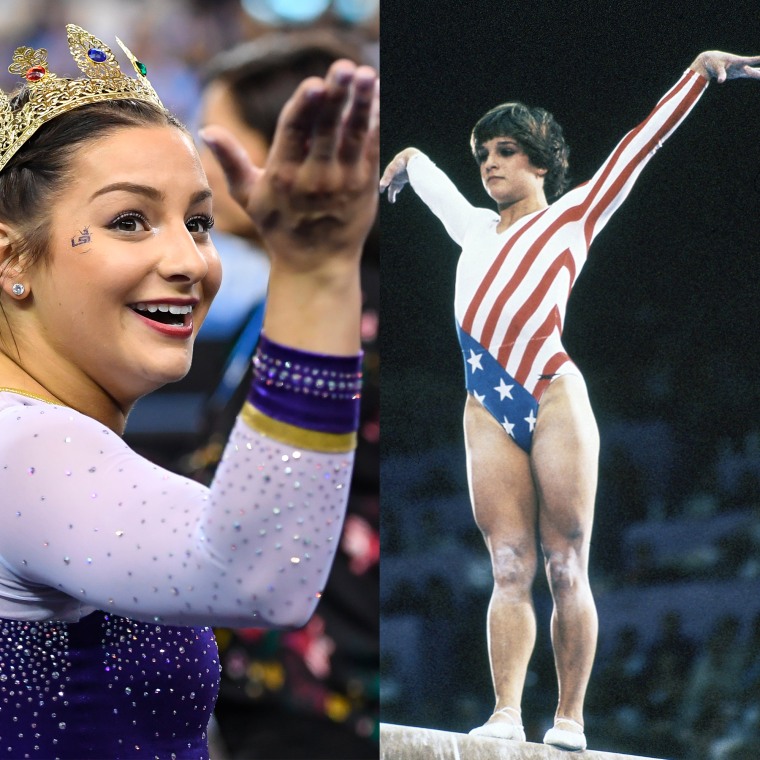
[0,222,31,300]
[536,167,548,177]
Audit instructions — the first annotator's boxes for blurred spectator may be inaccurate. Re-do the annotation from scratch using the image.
[645,611,696,680]
[590,625,647,717]
[182,29,379,759]
[681,615,743,734]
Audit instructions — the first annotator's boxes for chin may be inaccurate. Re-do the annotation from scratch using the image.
[130,359,194,399]
[154,361,193,386]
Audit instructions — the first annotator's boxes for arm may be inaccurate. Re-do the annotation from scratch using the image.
[576,50,760,244]
[0,62,378,629]
[0,398,352,629]
[381,148,486,246]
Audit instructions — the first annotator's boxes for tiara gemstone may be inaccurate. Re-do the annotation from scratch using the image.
[25,66,46,82]
[135,60,147,76]
[87,48,107,63]
[0,25,164,175]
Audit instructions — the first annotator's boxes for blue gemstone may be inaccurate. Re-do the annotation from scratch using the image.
[87,48,107,63]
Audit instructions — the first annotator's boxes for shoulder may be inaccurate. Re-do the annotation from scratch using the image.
[0,395,128,464]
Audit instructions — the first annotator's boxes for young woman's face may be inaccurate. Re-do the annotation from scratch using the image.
[26,124,222,404]
[474,136,545,206]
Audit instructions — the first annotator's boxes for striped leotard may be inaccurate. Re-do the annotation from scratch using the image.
[407,69,707,451]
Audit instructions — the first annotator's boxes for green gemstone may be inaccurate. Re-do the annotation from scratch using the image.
[136,60,147,76]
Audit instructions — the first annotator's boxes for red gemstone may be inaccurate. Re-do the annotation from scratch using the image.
[25,66,46,82]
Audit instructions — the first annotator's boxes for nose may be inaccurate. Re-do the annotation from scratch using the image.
[484,150,499,171]
[157,224,210,285]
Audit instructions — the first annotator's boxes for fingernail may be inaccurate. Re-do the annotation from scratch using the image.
[198,127,217,147]
[356,71,375,87]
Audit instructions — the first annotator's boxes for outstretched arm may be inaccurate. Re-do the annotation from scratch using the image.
[380,147,486,246]
[689,50,760,83]
[201,60,379,356]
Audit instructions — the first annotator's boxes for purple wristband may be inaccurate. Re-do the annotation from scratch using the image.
[248,334,362,434]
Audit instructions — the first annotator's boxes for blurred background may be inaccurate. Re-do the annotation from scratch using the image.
[0,1,378,758]
[380,1,760,758]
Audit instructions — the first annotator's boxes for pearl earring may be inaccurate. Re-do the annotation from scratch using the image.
[11,283,25,296]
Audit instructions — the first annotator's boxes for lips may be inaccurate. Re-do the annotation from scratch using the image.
[128,301,196,338]
[130,302,192,325]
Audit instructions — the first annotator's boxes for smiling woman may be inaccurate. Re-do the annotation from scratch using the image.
[0,23,377,759]
[5,125,222,413]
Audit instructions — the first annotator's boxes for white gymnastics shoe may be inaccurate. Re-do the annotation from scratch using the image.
[469,706,526,742]
[543,717,587,751]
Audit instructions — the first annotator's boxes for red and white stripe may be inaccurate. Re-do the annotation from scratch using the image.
[409,69,707,400]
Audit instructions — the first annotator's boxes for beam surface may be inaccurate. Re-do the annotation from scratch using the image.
[380,723,664,760]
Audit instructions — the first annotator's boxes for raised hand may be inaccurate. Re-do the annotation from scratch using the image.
[201,60,379,354]
[690,50,760,83]
[201,59,379,270]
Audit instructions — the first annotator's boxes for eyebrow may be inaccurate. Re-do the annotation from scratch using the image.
[475,138,518,151]
[88,182,212,206]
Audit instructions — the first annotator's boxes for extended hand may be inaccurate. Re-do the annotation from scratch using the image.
[380,147,421,203]
[201,60,379,270]
[691,50,760,83]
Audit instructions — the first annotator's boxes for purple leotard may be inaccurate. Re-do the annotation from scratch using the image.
[0,337,362,758]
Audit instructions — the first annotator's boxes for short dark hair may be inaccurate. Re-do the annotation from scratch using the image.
[470,102,570,200]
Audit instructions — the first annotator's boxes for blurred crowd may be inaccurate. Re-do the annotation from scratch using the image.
[381,418,760,759]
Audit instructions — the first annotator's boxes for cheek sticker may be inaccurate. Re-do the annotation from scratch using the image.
[70,226,92,248]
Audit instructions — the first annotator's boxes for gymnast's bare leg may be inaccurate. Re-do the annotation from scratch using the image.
[466,374,598,746]
[464,395,537,740]
[533,375,599,746]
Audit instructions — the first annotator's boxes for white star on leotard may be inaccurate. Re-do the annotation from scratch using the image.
[525,408,537,432]
[466,349,483,373]
[494,378,514,400]
[473,391,486,404]
[501,416,515,437]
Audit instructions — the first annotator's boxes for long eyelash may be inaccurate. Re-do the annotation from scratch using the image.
[188,214,215,231]
[107,210,149,227]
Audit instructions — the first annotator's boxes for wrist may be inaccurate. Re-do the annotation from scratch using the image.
[244,333,363,452]
[263,260,361,354]
[689,54,710,79]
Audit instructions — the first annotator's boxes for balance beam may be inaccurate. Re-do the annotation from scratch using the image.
[380,723,663,760]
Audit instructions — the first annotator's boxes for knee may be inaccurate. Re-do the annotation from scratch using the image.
[489,542,536,593]
[543,546,588,596]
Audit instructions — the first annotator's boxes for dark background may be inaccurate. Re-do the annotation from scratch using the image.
[381,0,760,454]
[380,2,760,757]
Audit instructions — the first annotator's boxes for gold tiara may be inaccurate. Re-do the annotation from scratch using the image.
[0,23,164,173]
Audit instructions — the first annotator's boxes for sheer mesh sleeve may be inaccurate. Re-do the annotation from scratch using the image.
[0,393,353,629]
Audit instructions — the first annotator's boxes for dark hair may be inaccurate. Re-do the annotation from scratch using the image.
[0,92,183,272]
[203,29,365,144]
[470,102,570,201]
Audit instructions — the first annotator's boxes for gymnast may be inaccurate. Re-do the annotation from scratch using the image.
[380,50,760,750]
[0,23,377,758]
